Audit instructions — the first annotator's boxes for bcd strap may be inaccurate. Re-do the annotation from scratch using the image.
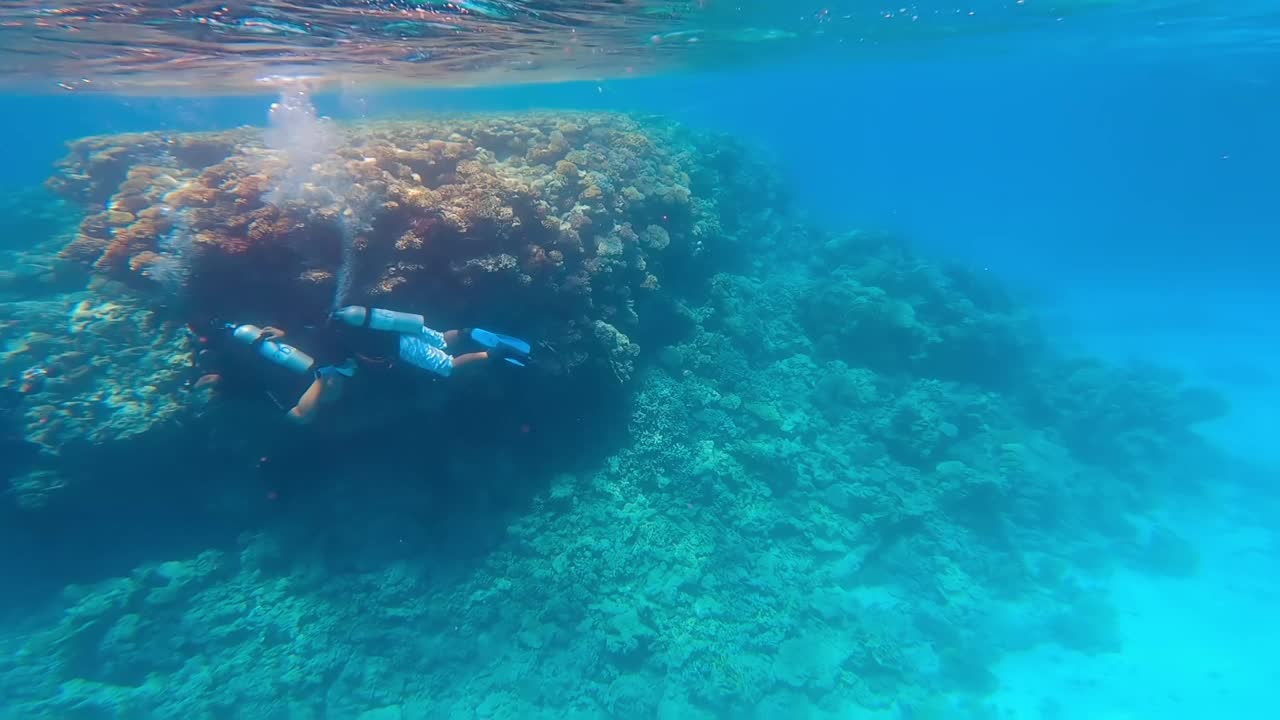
[265,390,287,411]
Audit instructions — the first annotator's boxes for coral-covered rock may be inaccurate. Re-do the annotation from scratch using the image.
[0,112,1242,720]
[3,112,792,508]
[48,113,784,384]
[0,280,192,508]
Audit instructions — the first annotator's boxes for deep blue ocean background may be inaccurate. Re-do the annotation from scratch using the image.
[1,40,1277,718]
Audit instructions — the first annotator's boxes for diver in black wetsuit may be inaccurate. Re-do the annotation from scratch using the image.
[189,319,356,425]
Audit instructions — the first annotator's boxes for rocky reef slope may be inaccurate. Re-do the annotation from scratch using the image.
[8,111,783,508]
[0,113,1231,718]
[48,112,776,380]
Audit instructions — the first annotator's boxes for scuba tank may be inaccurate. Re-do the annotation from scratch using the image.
[229,324,316,374]
[331,305,424,334]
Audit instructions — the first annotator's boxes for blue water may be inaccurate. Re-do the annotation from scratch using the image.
[1,7,1277,719]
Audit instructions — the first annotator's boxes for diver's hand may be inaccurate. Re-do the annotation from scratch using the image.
[193,373,222,391]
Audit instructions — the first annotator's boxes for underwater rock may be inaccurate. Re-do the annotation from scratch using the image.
[0,109,1241,720]
[47,113,783,383]
[0,282,192,508]
[2,112,792,508]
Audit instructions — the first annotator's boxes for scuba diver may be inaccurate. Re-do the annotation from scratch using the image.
[190,320,356,425]
[328,305,531,377]
[190,306,530,424]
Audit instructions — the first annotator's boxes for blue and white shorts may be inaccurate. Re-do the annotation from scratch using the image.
[398,326,452,377]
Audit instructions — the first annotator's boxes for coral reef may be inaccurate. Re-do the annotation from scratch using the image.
[7,112,785,507]
[0,187,83,298]
[0,277,193,508]
[0,198,196,508]
[0,113,1233,718]
[47,113,778,382]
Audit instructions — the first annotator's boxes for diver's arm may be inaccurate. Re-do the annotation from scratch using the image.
[286,377,326,424]
[285,363,353,424]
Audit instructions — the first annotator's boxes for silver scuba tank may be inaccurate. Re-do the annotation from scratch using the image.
[331,305,425,334]
[230,324,316,374]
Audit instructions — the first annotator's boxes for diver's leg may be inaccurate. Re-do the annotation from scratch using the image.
[420,325,448,350]
[449,351,491,370]
[194,373,222,391]
[466,328,530,364]
[399,333,454,377]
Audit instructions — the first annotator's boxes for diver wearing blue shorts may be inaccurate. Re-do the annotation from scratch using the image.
[329,305,530,377]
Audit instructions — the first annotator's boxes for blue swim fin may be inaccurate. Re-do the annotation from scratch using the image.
[470,328,530,366]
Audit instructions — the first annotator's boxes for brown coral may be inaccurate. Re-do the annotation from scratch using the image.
[48,112,786,380]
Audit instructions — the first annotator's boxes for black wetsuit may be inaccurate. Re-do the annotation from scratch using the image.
[325,319,401,366]
[194,323,344,411]
[192,318,413,410]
